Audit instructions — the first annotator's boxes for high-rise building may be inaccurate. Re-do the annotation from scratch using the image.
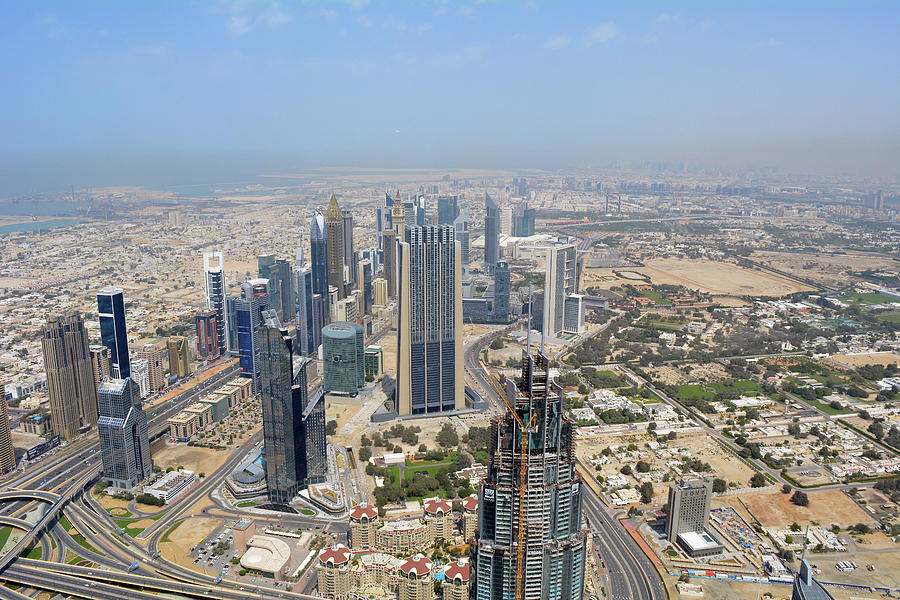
[499,206,513,236]
[41,312,98,440]
[484,193,499,275]
[167,336,191,378]
[322,322,365,396]
[438,195,459,226]
[90,345,111,393]
[665,477,712,541]
[235,279,271,392]
[0,384,14,473]
[98,287,131,379]
[225,295,239,352]
[258,255,293,321]
[472,351,587,600]
[357,259,373,316]
[563,294,585,334]
[295,267,317,356]
[258,311,326,504]
[382,229,398,299]
[311,211,331,319]
[325,194,347,301]
[131,358,150,398]
[203,251,228,355]
[373,277,388,307]
[396,225,465,415]
[512,204,535,237]
[343,210,356,287]
[493,261,510,323]
[332,296,359,324]
[97,377,152,489]
[542,242,578,339]
[454,212,470,267]
[134,344,165,392]
[195,310,219,359]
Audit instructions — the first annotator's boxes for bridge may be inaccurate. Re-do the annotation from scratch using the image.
[0,489,62,504]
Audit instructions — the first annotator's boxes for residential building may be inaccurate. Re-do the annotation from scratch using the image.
[542,242,578,339]
[454,212,470,266]
[666,477,713,541]
[97,286,131,379]
[203,251,228,355]
[438,195,459,225]
[322,322,365,396]
[472,351,587,600]
[423,497,455,541]
[396,225,465,415]
[167,336,191,378]
[131,358,150,398]
[332,296,358,324]
[326,194,347,300]
[484,193,499,274]
[90,345,110,393]
[494,261,510,322]
[349,503,379,550]
[343,210,356,287]
[373,277,388,307]
[357,258,373,316]
[563,294,585,334]
[316,544,353,600]
[195,309,219,359]
[499,205,513,236]
[41,311,97,439]
[0,387,14,473]
[461,494,478,540]
[376,519,430,554]
[134,344,165,392]
[97,377,152,489]
[442,559,471,600]
[235,279,271,392]
[398,555,433,600]
[382,230,398,299]
[311,211,331,320]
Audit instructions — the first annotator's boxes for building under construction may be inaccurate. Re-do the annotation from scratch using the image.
[471,350,587,600]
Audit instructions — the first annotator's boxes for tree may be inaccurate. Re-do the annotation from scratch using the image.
[437,423,459,448]
[636,460,651,473]
[782,484,792,494]
[868,421,885,440]
[358,447,372,462]
[791,491,809,507]
[489,338,505,350]
[750,473,767,488]
[640,482,654,504]
[326,420,338,436]
[620,465,633,475]
[360,435,372,447]
[784,535,794,544]
[712,478,727,493]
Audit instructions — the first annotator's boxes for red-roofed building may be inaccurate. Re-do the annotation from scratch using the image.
[399,554,434,600]
[349,502,379,550]
[423,496,455,541]
[461,494,478,540]
[316,544,352,599]
[442,559,471,600]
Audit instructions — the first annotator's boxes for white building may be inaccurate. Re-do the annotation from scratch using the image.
[144,469,195,503]
[131,358,150,399]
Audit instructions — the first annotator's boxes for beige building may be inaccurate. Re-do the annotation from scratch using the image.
[232,518,256,552]
[461,494,478,541]
[134,344,166,391]
[376,519,430,554]
[442,559,471,600]
[185,402,212,428]
[0,386,14,473]
[349,503,379,550]
[167,336,191,378]
[316,544,353,600]
[41,312,97,439]
[373,277,388,307]
[423,497,455,542]
[351,552,401,595]
[398,555,433,600]
[167,411,199,440]
[89,345,110,392]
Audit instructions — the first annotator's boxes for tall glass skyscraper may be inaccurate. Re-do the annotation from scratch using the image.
[311,210,330,318]
[97,377,152,489]
[322,322,364,396]
[396,225,464,415]
[357,258,373,316]
[203,251,227,355]
[438,195,459,225]
[235,279,271,392]
[493,261,511,323]
[342,210,356,287]
[295,267,316,356]
[258,311,326,505]
[97,287,131,379]
[484,193,500,275]
[258,255,293,321]
[472,351,587,600]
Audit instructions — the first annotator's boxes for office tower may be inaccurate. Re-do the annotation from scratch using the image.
[310,210,331,318]
[382,230,398,299]
[403,201,417,230]
[454,212,470,266]
[396,225,464,415]
[97,377,152,489]
[392,201,406,240]
[542,243,577,339]
[98,287,131,379]
[322,322,365,396]
[438,195,459,225]
[203,251,228,355]
[342,210,356,286]
[563,294,585,334]
[0,384,14,473]
[195,310,219,359]
[373,278,388,307]
[357,259,373,316]
[134,344,165,392]
[258,255,293,320]
[167,336,191,378]
[131,358,150,398]
[332,296,359,324]
[235,279,271,392]
[258,311,326,504]
[295,267,317,356]
[513,203,535,237]
[499,206,513,236]
[493,261,510,323]
[225,295,239,352]
[415,194,426,226]
[325,194,347,300]
[90,345,111,393]
[873,190,885,211]
[41,312,98,440]
[792,559,835,600]
[484,193,499,275]
[472,351,587,600]
[665,477,712,541]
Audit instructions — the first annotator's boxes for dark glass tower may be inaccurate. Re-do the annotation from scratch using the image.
[97,377,151,489]
[235,279,271,392]
[342,210,356,287]
[493,261,510,322]
[358,258,373,316]
[310,211,330,320]
[259,255,293,320]
[97,287,131,379]
[472,352,587,600]
[438,195,459,225]
[203,251,228,355]
[295,267,316,356]
[325,194,346,300]
[484,193,500,275]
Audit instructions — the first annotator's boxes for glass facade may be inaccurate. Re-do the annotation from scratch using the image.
[295,267,316,356]
[97,377,151,489]
[310,211,330,317]
[97,287,131,379]
[235,279,271,392]
[203,251,227,355]
[484,193,499,274]
[322,322,365,396]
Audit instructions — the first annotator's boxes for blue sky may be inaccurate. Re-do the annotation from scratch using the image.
[1,1,898,195]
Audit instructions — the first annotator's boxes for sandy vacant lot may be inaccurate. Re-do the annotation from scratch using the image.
[152,443,230,475]
[752,250,898,289]
[680,434,757,485]
[733,489,873,529]
[831,351,898,368]
[159,517,221,571]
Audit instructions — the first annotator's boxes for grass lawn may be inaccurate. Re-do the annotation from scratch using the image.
[404,463,452,480]
[19,545,42,559]
[236,501,258,508]
[299,509,315,516]
[65,550,85,565]
[847,292,897,306]
[69,532,106,557]
[636,289,671,304]
[676,384,715,401]
[160,521,182,544]
[877,312,900,323]
[58,516,73,532]
[806,398,854,416]
[405,451,457,468]
[0,526,13,550]
[107,507,133,518]
[386,466,401,485]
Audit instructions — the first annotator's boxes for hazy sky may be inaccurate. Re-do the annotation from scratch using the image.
[1,1,899,196]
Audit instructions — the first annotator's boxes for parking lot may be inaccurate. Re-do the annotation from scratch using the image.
[190,523,234,575]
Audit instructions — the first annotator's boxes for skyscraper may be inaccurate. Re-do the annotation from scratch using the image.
[41,312,98,439]
[493,261,510,323]
[195,310,219,359]
[322,322,365,396]
[512,204,535,237]
[665,477,712,541]
[259,255,293,321]
[97,377,152,489]
[203,251,228,355]
[542,242,577,339]
[258,311,326,504]
[396,225,465,415]
[167,336,191,378]
[343,210,356,287]
[0,384,14,473]
[484,193,500,275]
[454,211,470,267]
[133,344,165,392]
[325,194,346,300]
[357,258,373,316]
[90,345,111,393]
[311,210,330,319]
[295,267,316,356]
[382,229,398,299]
[792,559,835,600]
[437,195,459,226]
[373,278,388,307]
[472,351,587,600]
[235,279,271,392]
[98,287,131,379]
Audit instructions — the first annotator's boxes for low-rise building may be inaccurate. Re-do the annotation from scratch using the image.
[398,555,433,600]
[198,393,230,421]
[240,534,293,580]
[144,469,195,503]
[423,497,455,542]
[168,411,199,440]
[376,519,429,554]
[317,544,353,599]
